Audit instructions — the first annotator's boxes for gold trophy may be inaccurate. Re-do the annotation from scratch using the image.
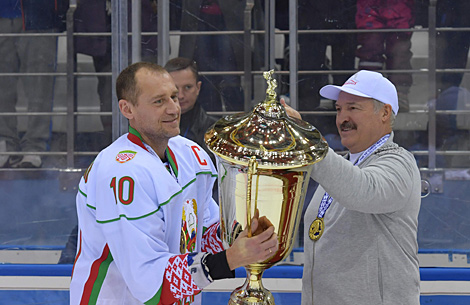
[205,70,328,305]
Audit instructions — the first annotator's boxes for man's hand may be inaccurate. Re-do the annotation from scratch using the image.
[251,208,272,236]
[280,98,302,120]
[225,215,278,270]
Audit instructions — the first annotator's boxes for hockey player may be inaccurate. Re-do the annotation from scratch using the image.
[70,62,278,305]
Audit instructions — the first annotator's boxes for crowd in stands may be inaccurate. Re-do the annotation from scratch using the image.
[0,0,468,168]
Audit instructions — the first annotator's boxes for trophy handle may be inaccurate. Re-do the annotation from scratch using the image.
[246,156,258,238]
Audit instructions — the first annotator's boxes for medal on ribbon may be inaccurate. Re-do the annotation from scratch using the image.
[309,217,324,241]
[309,192,332,241]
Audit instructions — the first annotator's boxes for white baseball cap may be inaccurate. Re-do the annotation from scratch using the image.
[319,70,399,115]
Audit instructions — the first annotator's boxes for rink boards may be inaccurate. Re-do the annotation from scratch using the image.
[0,264,469,305]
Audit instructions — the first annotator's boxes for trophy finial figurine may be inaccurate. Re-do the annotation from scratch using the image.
[263,69,277,103]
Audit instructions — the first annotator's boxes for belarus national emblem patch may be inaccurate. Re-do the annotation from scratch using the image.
[116,150,137,163]
[181,199,198,254]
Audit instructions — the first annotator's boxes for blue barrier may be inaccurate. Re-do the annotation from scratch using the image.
[0,291,468,305]
[0,264,469,305]
[0,264,72,276]
[2,264,470,281]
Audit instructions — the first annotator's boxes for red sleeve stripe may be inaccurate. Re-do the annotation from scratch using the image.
[71,230,83,278]
[80,244,114,305]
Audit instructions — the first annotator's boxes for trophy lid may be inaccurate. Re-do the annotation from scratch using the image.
[204,70,329,169]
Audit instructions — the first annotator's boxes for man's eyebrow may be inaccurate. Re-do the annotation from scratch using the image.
[152,94,164,100]
[335,101,360,107]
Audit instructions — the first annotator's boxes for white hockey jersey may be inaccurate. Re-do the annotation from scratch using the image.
[70,129,220,305]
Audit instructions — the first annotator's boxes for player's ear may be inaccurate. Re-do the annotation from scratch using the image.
[119,99,134,120]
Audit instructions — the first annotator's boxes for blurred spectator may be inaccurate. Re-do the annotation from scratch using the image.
[73,0,160,151]
[408,1,470,167]
[165,57,219,201]
[178,0,265,112]
[434,86,470,168]
[424,0,470,168]
[356,0,415,112]
[73,0,112,150]
[0,0,67,168]
[433,1,470,165]
[435,0,470,94]
[296,0,356,112]
[277,1,354,151]
[164,57,217,161]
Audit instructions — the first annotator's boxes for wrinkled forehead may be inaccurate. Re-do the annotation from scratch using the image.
[137,67,170,81]
[136,70,177,97]
[335,91,375,107]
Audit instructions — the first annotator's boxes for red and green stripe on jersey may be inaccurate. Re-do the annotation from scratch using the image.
[127,126,178,178]
[79,245,113,305]
[77,242,164,305]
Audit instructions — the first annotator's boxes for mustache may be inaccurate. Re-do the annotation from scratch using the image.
[339,121,356,130]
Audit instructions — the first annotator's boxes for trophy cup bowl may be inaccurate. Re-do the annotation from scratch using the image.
[205,71,328,305]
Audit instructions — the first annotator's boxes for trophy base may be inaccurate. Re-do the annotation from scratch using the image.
[228,268,275,305]
[228,288,275,305]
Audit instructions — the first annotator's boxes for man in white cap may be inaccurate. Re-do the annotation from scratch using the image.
[288,70,421,305]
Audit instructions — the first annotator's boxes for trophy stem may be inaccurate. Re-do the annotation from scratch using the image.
[228,267,275,305]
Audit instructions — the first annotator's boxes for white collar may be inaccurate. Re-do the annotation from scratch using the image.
[349,151,363,164]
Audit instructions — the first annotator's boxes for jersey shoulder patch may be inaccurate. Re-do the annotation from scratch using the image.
[115,150,137,163]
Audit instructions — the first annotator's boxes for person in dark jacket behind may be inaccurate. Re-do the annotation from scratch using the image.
[164,57,218,162]
[0,0,67,168]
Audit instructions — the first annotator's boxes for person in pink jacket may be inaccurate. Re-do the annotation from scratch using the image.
[356,0,415,112]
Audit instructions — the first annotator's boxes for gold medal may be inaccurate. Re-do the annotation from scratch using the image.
[309,217,324,241]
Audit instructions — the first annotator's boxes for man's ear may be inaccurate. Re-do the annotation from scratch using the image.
[119,99,134,120]
[196,80,202,95]
[382,104,393,122]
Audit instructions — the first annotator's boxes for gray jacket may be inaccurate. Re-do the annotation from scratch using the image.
[302,133,421,305]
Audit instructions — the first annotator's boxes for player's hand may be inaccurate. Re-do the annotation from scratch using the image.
[225,215,278,270]
[281,98,302,120]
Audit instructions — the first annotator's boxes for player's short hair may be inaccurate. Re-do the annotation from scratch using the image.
[164,57,199,81]
[116,62,167,105]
